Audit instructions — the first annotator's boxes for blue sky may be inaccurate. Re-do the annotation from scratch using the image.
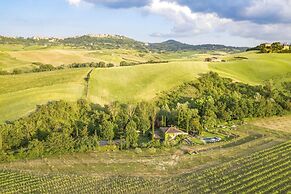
[1,0,291,46]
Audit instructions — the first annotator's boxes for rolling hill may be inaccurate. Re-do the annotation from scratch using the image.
[149,40,248,52]
[0,35,247,53]
[0,37,290,123]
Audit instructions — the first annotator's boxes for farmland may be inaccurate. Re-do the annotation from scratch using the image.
[0,41,291,193]
[2,0,291,192]
[0,68,89,122]
[88,61,209,104]
[1,43,291,122]
[0,122,290,193]
[250,115,291,133]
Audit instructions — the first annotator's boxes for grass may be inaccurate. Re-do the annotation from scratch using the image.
[0,69,90,122]
[1,46,291,122]
[0,44,162,71]
[7,49,102,67]
[250,115,291,133]
[0,52,31,71]
[88,61,209,104]
[210,52,291,84]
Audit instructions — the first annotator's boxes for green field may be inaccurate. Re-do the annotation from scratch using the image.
[0,45,161,71]
[0,69,89,122]
[88,61,209,104]
[0,45,291,193]
[210,52,291,84]
[0,45,291,123]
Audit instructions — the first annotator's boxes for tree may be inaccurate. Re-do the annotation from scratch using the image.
[0,131,2,151]
[27,140,44,158]
[135,102,151,135]
[125,120,139,148]
[149,104,159,141]
[271,42,283,53]
[191,118,203,135]
[99,61,106,67]
[100,120,115,141]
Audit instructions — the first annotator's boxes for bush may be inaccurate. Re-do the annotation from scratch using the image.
[134,148,142,154]
[148,147,156,154]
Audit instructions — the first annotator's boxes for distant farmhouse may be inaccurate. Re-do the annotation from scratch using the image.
[283,44,290,50]
[260,42,291,53]
[154,126,188,141]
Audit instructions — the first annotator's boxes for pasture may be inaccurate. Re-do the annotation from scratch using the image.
[250,115,291,133]
[0,69,89,122]
[0,44,162,71]
[88,61,209,104]
[0,46,291,122]
[210,52,291,84]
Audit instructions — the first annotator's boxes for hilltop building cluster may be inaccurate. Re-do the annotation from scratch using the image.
[260,42,291,53]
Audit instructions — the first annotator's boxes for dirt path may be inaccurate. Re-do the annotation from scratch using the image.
[84,68,94,98]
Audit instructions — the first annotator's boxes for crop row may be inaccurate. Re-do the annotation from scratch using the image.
[0,140,290,193]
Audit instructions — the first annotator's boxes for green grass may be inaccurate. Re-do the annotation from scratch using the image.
[0,69,89,122]
[210,52,291,84]
[0,52,31,71]
[0,44,163,70]
[1,47,291,122]
[88,61,209,104]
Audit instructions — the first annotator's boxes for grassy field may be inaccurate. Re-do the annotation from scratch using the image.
[0,120,290,193]
[0,69,90,122]
[250,115,291,133]
[210,52,291,84]
[88,61,209,104]
[0,45,291,122]
[0,44,161,71]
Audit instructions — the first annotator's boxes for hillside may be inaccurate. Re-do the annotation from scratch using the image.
[0,35,247,53]
[0,49,291,123]
[210,52,291,84]
[149,40,248,52]
[0,69,89,122]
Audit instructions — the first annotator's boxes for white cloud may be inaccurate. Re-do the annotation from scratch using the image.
[146,0,230,36]
[244,0,291,23]
[67,0,82,6]
[145,0,291,41]
[66,0,291,41]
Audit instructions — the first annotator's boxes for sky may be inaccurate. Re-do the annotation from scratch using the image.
[1,0,291,47]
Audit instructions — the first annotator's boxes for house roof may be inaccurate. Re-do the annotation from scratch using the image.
[160,127,187,135]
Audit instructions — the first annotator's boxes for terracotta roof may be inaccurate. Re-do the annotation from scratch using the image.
[160,127,187,134]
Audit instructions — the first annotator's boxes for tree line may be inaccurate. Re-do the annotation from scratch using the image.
[119,60,169,67]
[247,42,291,53]
[0,60,170,76]
[0,62,115,75]
[0,72,290,161]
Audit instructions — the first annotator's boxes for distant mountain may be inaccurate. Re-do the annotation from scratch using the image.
[149,40,248,52]
[0,35,247,52]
